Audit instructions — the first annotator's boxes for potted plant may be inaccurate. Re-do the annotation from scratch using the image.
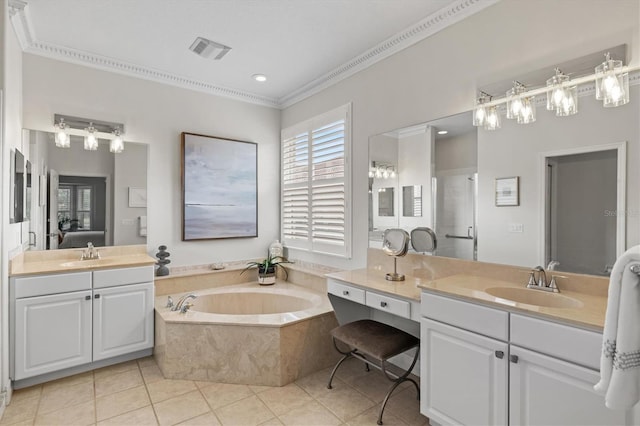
[241,253,290,285]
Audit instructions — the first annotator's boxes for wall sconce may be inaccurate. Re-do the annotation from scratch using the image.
[54,117,70,148]
[53,114,126,152]
[472,51,637,131]
[595,52,629,107]
[369,161,397,179]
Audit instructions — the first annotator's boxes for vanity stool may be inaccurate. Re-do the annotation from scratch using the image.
[327,319,420,425]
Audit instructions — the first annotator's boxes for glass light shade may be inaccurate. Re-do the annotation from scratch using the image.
[555,85,578,116]
[546,71,570,111]
[484,106,501,130]
[472,100,487,127]
[54,121,70,148]
[389,169,396,179]
[602,71,629,107]
[517,96,536,124]
[506,83,525,120]
[84,125,99,150]
[110,130,124,153]
[382,169,389,179]
[375,168,382,179]
[368,169,374,178]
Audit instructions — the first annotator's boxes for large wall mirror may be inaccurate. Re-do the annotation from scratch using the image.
[368,84,639,277]
[24,129,148,251]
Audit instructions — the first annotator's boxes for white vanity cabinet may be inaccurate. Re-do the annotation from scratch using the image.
[420,292,639,426]
[11,266,154,384]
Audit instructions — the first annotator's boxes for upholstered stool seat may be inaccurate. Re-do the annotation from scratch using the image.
[327,319,420,425]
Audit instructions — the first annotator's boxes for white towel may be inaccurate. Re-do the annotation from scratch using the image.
[139,216,147,237]
[594,245,640,410]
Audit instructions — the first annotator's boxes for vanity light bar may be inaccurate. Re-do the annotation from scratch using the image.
[54,114,125,135]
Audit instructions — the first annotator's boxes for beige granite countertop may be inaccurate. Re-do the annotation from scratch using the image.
[10,245,156,276]
[326,267,425,301]
[419,274,607,330]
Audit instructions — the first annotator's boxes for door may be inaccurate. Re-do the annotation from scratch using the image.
[93,282,154,361]
[48,169,59,249]
[14,290,92,379]
[509,346,630,426]
[421,318,508,426]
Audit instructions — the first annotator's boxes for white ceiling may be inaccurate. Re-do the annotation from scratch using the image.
[10,0,496,107]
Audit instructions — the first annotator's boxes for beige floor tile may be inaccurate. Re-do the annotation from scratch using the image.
[153,391,210,426]
[346,405,407,426]
[214,395,274,426]
[278,400,341,426]
[137,357,158,369]
[146,379,197,404]
[34,399,95,426]
[384,388,426,426]
[97,405,158,426]
[295,368,345,398]
[95,385,151,421]
[9,386,42,404]
[176,411,221,425]
[0,396,39,425]
[316,386,375,421]
[141,364,165,384]
[0,419,34,426]
[256,383,313,416]
[249,385,274,394]
[193,381,215,390]
[348,371,411,403]
[257,418,283,426]
[38,381,95,415]
[94,361,140,380]
[42,371,94,392]
[95,369,144,398]
[199,383,254,410]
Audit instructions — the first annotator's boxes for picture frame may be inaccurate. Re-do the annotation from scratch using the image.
[128,187,147,207]
[181,132,258,240]
[495,176,519,207]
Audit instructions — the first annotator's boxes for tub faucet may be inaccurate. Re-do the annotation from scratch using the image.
[81,242,100,260]
[171,294,197,312]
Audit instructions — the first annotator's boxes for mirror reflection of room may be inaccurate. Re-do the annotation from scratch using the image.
[25,129,148,251]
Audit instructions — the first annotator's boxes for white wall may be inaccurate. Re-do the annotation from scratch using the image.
[477,85,639,267]
[22,54,281,266]
[435,130,477,173]
[281,0,640,269]
[1,1,23,406]
[113,142,147,246]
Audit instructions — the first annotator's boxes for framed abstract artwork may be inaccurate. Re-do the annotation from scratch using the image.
[181,133,258,240]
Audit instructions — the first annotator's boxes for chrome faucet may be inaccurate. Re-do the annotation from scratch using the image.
[547,260,560,271]
[171,294,197,313]
[81,242,100,260]
[526,265,560,293]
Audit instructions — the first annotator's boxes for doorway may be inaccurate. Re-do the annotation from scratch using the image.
[544,144,625,276]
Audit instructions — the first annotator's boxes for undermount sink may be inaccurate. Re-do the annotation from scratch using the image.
[60,258,121,268]
[484,286,584,309]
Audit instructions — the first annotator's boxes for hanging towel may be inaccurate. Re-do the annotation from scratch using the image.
[138,216,148,237]
[594,245,640,410]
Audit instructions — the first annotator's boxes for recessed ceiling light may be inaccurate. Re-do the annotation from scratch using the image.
[437,130,448,135]
[253,74,267,82]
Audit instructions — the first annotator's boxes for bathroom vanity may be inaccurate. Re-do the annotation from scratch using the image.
[9,245,156,388]
[326,266,640,425]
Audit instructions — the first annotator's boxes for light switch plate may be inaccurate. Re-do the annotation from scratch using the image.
[509,223,524,233]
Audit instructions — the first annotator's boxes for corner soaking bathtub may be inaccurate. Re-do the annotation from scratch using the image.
[154,282,338,386]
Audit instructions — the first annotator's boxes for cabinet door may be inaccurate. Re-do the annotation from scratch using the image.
[93,282,154,361]
[421,318,508,426]
[14,290,92,379]
[510,345,629,426]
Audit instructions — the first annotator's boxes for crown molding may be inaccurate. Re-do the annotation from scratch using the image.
[10,0,498,109]
[277,0,500,108]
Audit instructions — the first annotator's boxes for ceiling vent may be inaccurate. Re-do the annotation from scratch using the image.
[189,37,231,60]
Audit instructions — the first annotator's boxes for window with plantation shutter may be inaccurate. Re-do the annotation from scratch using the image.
[281,104,351,258]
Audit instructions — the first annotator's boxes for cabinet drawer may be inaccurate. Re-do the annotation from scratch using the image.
[13,272,92,298]
[421,292,509,341]
[366,292,410,319]
[327,279,366,304]
[510,314,602,370]
[93,266,154,289]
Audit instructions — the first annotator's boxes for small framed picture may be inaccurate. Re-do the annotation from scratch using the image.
[495,177,519,207]
[128,187,147,207]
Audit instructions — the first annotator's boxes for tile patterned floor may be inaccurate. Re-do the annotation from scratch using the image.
[0,357,428,426]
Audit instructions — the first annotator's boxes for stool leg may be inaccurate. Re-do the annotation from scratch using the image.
[327,353,350,389]
[377,379,404,425]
